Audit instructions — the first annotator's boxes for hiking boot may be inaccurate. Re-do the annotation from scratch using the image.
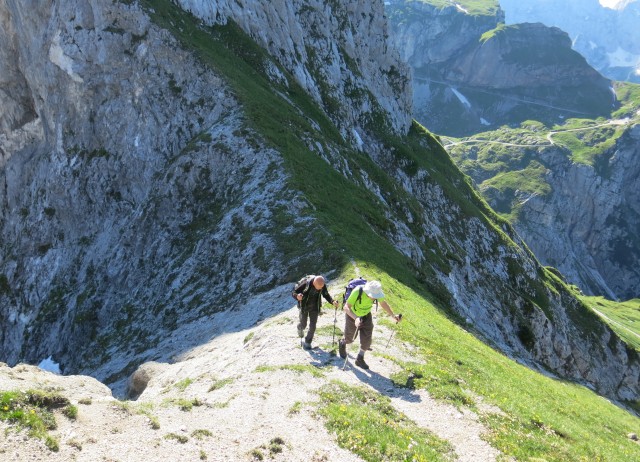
[301,340,312,350]
[355,356,369,370]
[297,327,304,338]
[338,339,347,359]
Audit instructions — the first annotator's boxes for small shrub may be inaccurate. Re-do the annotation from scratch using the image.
[63,405,78,419]
[45,435,60,452]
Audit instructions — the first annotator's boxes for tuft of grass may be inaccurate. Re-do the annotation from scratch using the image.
[174,378,194,392]
[167,397,204,412]
[191,429,213,440]
[288,401,303,415]
[317,381,455,461]
[164,433,189,444]
[0,389,68,450]
[62,404,78,420]
[208,377,235,392]
[254,364,326,378]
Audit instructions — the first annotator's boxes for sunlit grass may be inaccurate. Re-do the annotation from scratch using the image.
[582,296,640,351]
[317,381,455,462]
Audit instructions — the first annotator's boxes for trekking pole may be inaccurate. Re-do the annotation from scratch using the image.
[330,304,338,356]
[385,314,403,348]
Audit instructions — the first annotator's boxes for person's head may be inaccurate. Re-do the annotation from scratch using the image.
[312,275,326,291]
[363,280,384,299]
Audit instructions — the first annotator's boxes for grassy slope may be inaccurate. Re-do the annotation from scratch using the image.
[139,1,640,460]
[447,81,640,222]
[582,296,640,352]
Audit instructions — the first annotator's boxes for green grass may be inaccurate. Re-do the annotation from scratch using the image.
[317,381,455,462]
[208,377,235,392]
[581,296,640,351]
[352,270,640,462]
[254,364,326,378]
[550,125,626,166]
[613,81,640,119]
[0,389,74,451]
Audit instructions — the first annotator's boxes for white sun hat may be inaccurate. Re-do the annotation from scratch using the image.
[363,280,384,299]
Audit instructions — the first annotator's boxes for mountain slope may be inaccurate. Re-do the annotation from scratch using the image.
[0,0,638,428]
[500,0,640,83]
[446,85,640,300]
[2,277,639,461]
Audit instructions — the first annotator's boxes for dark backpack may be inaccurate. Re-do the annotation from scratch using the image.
[293,275,315,301]
[342,278,367,307]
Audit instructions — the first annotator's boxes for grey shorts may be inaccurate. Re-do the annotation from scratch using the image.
[344,313,373,351]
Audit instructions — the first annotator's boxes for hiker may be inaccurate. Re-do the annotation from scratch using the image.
[339,280,400,369]
[292,275,339,350]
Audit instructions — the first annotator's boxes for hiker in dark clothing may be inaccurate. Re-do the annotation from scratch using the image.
[292,275,338,350]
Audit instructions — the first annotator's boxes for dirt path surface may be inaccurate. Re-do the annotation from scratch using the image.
[1,285,501,461]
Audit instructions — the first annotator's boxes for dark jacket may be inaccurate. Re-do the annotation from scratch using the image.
[292,276,334,312]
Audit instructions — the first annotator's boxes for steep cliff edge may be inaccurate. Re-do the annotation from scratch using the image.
[0,0,638,407]
[387,1,615,136]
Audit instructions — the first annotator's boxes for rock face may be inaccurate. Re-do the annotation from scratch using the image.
[386,1,614,136]
[0,0,411,387]
[174,0,413,136]
[500,0,640,83]
[515,125,640,300]
[0,0,638,404]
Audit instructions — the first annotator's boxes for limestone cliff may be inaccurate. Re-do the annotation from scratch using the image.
[515,125,640,301]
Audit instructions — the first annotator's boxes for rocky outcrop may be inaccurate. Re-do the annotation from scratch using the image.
[0,0,313,381]
[500,0,640,83]
[387,2,614,136]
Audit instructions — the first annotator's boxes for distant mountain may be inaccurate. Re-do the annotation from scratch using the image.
[500,0,640,83]
[386,1,615,136]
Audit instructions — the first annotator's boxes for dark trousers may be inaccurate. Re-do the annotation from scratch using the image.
[343,313,373,351]
[298,309,319,344]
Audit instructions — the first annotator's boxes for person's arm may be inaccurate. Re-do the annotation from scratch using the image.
[292,280,306,301]
[343,302,358,320]
[380,300,401,323]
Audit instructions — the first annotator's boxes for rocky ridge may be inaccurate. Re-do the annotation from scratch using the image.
[0,284,502,462]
